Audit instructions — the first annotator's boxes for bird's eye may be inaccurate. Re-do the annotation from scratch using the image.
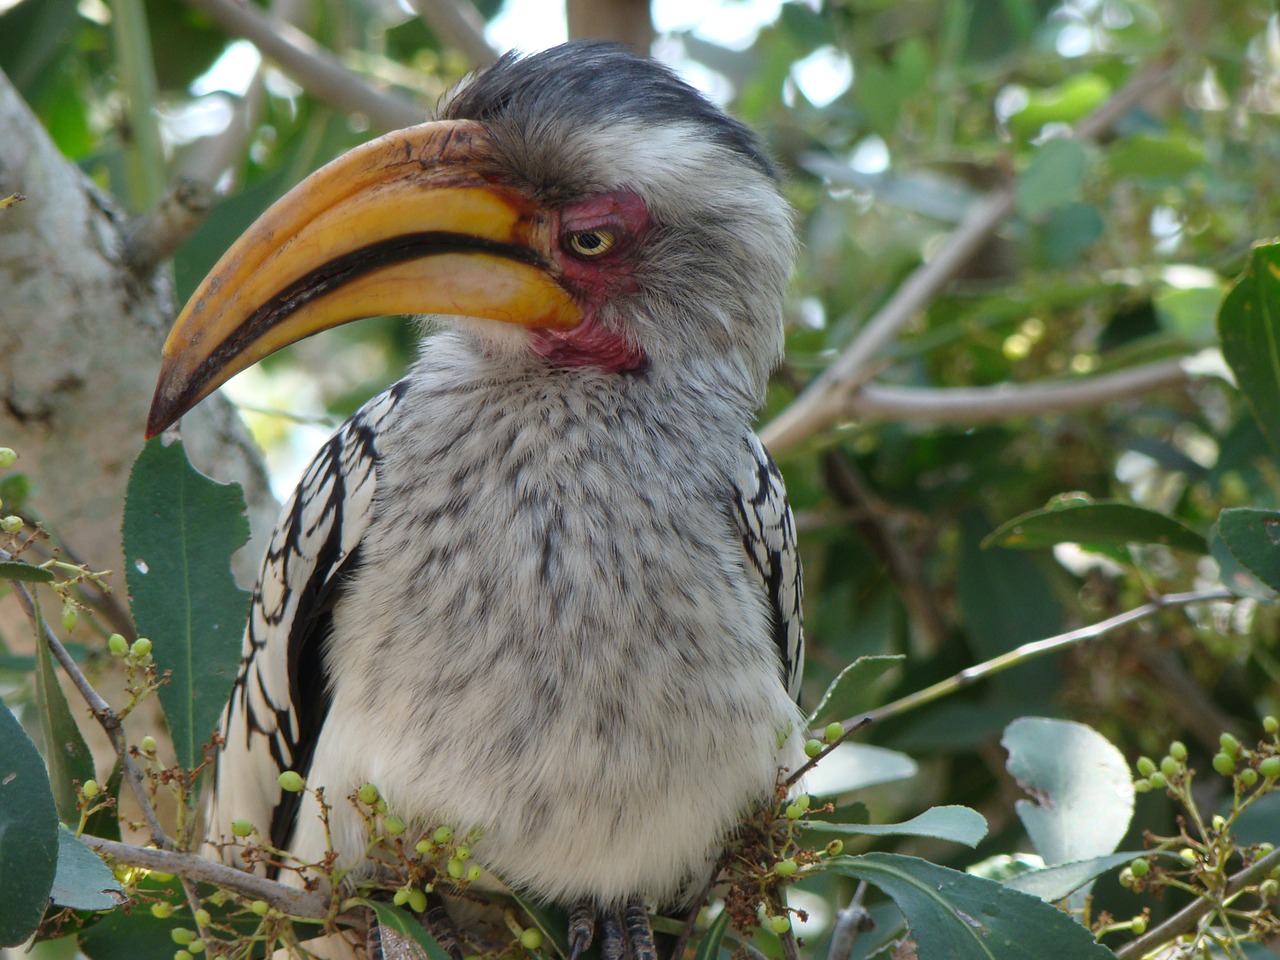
[566,230,616,257]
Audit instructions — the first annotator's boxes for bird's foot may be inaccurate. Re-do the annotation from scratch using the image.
[568,899,657,960]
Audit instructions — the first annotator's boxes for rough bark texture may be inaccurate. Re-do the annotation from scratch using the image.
[566,0,654,51]
[0,68,278,601]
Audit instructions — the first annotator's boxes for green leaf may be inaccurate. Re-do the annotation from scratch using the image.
[806,742,917,798]
[826,853,1115,960]
[50,827,125,911]
[1003,718,1133,866]
[1016,138,1086,220]
[0,560,54,583]
[1214,508,1280,596]
[1004,850,1179,902]
[693,908,730,960]
[1007,74,1110,138]
[984,500,1207,554]
[805,805,987,848]
[807,655,904,727]
[359,900,453,960]
[0,702,59,947]
[35,603,95,823]
[507,889,569,959]
[1218,241,1280,456]
[1107,133,1206,180]
[122,438,251,770]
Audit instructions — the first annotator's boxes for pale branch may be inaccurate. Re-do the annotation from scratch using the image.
[80,835,331,918]
[121,178,214,276]
[1,553,173,850]
[761,53,1178,456]
[1113,845,1280,959]
[406,0,498,67]
[789,588,1234,785]
[843,358,1190,424]
[179,0,424,131]
[826,883,871,960]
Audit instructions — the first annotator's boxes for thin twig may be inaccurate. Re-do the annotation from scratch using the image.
[406,0,498,67]
[826,883,871,960]
[761,53,1178,456]
[180,0,424,131]
[1113,846,1280,959]
[80,835,331,917]
[3,551,173,850]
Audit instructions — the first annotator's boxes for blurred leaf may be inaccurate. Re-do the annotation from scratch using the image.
[360,900,452,960]
[0,0,81,96]
[123,438,251,770]
[1214,508,1280,596]
[1003,850,1178,902]
[1016,138,1086,220]
[985,500,1207,553]
[1007,74,1110,138]
[1107,133,1206,180]
[35,610,95,823]
[1003,718,1134,866]
[0,560,54,582]
[1038,202,1103,266]
[807,655,904,727]
[693,908,730,960]
[779,3,833,47]
[49,827,124,910]
[806,742,917,798]
[1218,240,1280,456]
[1209,526,1278,601]
[1154,284,1224,339]
[0,701,59,947]
[805,805,988,847]
[826,853,1115,960]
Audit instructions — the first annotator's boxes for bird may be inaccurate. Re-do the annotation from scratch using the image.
[147,40,804,960]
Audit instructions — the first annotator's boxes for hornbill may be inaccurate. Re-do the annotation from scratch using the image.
[148,41,804,959]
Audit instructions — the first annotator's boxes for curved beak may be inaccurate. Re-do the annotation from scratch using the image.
[146,120,581,437]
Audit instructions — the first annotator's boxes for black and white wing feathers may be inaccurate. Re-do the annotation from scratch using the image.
[732,434,804,701]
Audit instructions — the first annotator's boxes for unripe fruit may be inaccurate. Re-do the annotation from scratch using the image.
[825,840,843,856]
[824,722,844,742]
[151,902,174,919]
[1220,733,1241,757]
[408,888,428,913]
[393,888,410,906]
[0,448,17,467]
[1160,756,1179,778]
[774,859,798,877]
[61,604,78,632]
[1266,716,1279,735]
[1148,772,1167,789]
[1261,879,1279,900]
[803,739,823,758]
[250,900,269,916]
[447,858,464,879]
[520,929,544,951]
[1212,815,1227,834]
[415,839,434,856]
[466,865,482,882]
[142,735,158,753]
[769,916,791,934]
[1259,842,1275,856]
[1118,868,1134,887]
[1241,768,1259,786]
[1133,779,1152,793]
[784,803,804,820]
[174,952,193,960]
[1129,858,1149,877]
[454,844,471,861]
[231,819,253,838]
[1180,848,1197,863]
[194,909,211,927]
[277,771,304,793]
[0,516,22,534]
[108,634,128,656]
[151,871,175,882]
[358,783,380,805]
[433,826,453,844]
[187,941,205,954]
[131,637,152,658]
[82,779,100,799]
[384,815,406,836]
[1169,741,1187,762]
[1136,757,1156,777]
[171,928,196,945]
[1213,753,1236,776]
[1131,917,1146,935]
[1261,756,1280,778]
[794,794,811,811]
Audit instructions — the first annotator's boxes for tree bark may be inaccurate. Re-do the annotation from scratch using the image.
[566,0,653,51]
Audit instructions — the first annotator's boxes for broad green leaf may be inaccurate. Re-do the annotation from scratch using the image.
[1007,74,1110,138]
[692,908,730,960]
[0,703,59,947]
[35,603,95,823]
[1016,138,1086,220]
[984,501,1206,554]
[1214,508,1280,595]
[805,742,917,798]
[123,439,251,770]
[360,900,453,960]
[1003,718,1133,866]
[804,805,987,848]
[1003,850,1178,903]
[1218,241,1280,456]
[50,827,124,910]
[0,560,54,583]
[826,853,1115,960]
[1210,525,1279,601]
[1107,134,1206,180]
[807,655,904,727]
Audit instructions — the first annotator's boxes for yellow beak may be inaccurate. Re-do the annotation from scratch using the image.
[146,120,581,437]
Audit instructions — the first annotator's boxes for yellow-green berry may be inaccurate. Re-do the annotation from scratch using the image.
[803,739,823,758]
[466,865,482,882]
[447,858,464,879]
[171,928,196,945]
[187,941,205,955]
[1131,917,1146,935]
[1213,752,1236,776]
[250,900,269,916]
[0,448,17,467]
[108,634,128,656]
[142,735,157,753]
[1169,741,1187,762]
[1136,756,1156,777]
[393,888,410,906]
[774,859,798,877]
[1118,868,1135,888]
[1180,848,1197,863]
[61,603,78,632]
[1147,772,1166,789]
[408,888,428,913]
[825,840,843,856]
[231,819,253,838]
[769,916,792,934]
[1221,733,1241,757]
[1129,858,1149,877]
[784,803,804,820]
[824,722,844,742]
[1261,879,1279,899]
[174,951,193,960]
[151,902,174,919]
[1261,756,1280,779]
[1265,716,1279,735]
[151,871,175,883]
[358,783,380,805]
[433,826,453,844]
[194,909,211,927]
[1133,778,1151,793]
[520,928,544,951]
[0,515,22,534]
[1160,756,1179,778]
[794,794,811,811]
[131,637,152,658]
[454,844,471,861]
[277,771,305,793]
[384,815,406,836]
[415,839,435,856]
[82,779,100,799]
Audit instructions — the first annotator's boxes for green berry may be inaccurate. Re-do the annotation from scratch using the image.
[1147,772,1167,789]
[1133,778,1151,793]
[1160,756,1179,778]
[432,826,453,844]
[187,941,205,955]
[774,859,798,877]
[1221,732,1241,757]
[825,840,843,856]
[1260,756,1280,778]
[0,515,22,534]
[151,902,174,919]
[171,928,196,945]
[415,839,434,856]
[1259,842,1275,856]
[142,735,158,753]
[1169,741,1188,762]
[230,819,253,838]
[1265,716,1279,735]
[1213,752,1236,776]
[769,916,792,934]
[82,779,100,799]
[824,722,844,742]
[1262,879,1280,900]
[250,900,269,916]
[466,865,482,882]
[358,783,380,805]
[794,793,811,811]
[108,634,128,656]
[1180,848,1197,863]
[393,888,410,906]
[151,871,175,883]
[454,844,471,861]
[520,928,544,951]
[61,603,78,632]
[803,739,823,758]
[194,909,211,927]
[408,888,428,913]
[1136,756,1156,777]
[0,448,17,467]
[784,803,804,820]
[447,858,464,879]
[277,771,305,793]
[1131,917,1146,935]
[1118,868,1135,888]
[384,815,406,836]
[131,637,152,658]
[1129,858,1149,877]
[174,952,193,960]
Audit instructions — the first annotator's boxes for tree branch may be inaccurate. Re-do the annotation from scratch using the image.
[179,0,424,131]
[121,178,214,276]
[761,53,1178,456]
[406,0,498,67]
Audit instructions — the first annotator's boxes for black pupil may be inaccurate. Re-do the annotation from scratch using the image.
[576,232,603,250]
